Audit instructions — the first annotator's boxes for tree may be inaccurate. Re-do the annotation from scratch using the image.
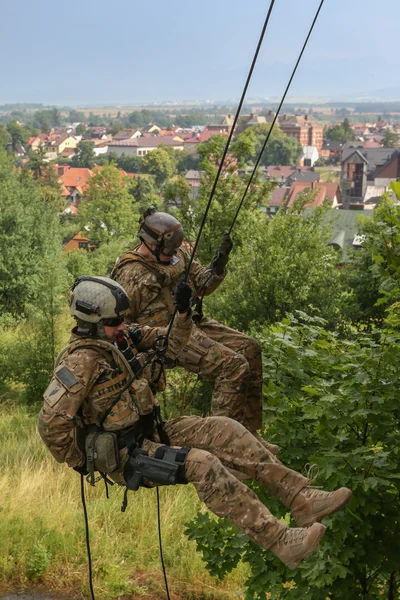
[68,109,86,123]
[261,135,303,167]
[341,197,400,327]
[75,123,87,136]
[234,124,303,167]
[32,110,52,133]
[72,140,96,168]
[129,175,159,209]
[383,129,399,148]
[162,176,192,209]
[325,119,355,143]
[187,310,400,599]
[0,150,66,316]
[79,164,137,244]
[115,153,143,173]
[203,199,342,331]
[27,144,47,178]
[142,147,177,187]
[6,120,28,152]
[0,124,11,150]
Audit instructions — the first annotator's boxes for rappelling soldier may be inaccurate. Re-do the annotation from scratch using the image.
[38,276,352,570]
[111,207,277,452]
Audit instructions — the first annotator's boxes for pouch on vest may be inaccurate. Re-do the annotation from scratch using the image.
[179,335,214,370]
[85,431,120,485]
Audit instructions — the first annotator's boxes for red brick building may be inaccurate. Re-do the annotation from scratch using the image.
[279,114,324,151]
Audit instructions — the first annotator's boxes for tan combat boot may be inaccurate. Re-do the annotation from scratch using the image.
[291,487,352,528]
[270,522,326,569]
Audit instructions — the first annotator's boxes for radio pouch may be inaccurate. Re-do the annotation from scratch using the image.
[85,431,120,485]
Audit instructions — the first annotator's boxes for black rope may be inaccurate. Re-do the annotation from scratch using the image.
[80,474,96,600]
[156,487,171,600]
[228,0,326,235]
[162,0,277,346]
[185,0,276,278]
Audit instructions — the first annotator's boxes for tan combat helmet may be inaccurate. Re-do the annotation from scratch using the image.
[70,276,130,324]
[138,206,184,262]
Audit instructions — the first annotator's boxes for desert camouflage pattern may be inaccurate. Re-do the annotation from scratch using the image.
[114,416,308,550]
[112,245,225,327]
[112,247,263,431]
[38,312,193,468]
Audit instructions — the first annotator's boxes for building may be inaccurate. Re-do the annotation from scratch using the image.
[279,114,324,151]
[266,181,341,215]
[340,146,400,208]
[302,146,319,167]
[108,136,184,157]
[63,231,91,252]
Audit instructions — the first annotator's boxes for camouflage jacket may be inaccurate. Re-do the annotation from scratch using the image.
[111,245,226,327]
[38,313,193,468]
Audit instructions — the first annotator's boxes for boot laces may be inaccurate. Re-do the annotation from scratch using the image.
[281,527,308,546]
[302,487,330,500]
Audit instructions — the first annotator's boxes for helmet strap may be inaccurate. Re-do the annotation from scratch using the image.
[140,237,166,263]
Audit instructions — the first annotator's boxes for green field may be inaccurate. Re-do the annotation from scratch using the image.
[0,400,247,599]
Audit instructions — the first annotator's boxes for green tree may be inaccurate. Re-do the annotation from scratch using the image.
[0,124,11,150]
[6,120,28,152]
[68,109,86,123]
[75,123,87,136]
[129,174,158,209]
[0,150,66,316]
[72,140,96,168]
[383,129,399,148]
[32,110,52,133]
[326,119,355,143]
[162,175,192,209]
[187,310,400,599]
[341,197,400,326]
[142,146,177,187]
[234,124,303,166]
[79,164,137,244]
[27,144,47,178]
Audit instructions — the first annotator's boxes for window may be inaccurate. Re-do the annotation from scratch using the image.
[78,242,89,250]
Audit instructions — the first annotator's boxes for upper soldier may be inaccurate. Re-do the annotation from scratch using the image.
[112,207,276,452]
[38,275,352,570]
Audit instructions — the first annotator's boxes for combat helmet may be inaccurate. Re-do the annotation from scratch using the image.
[138,206,184,262]
[70,276,130,336]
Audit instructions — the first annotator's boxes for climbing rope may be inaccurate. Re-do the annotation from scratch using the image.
[228,0,326,235]
[161,0,277,349]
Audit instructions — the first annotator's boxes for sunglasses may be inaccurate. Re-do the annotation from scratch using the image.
[102,315,125,327]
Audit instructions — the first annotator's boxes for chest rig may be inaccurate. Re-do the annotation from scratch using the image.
[112,247,193,327]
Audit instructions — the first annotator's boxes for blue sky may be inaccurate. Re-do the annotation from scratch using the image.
[0,0,399,105]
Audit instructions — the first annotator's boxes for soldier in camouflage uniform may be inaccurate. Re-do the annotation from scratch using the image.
[112,208,273,450]
[38,276,352,570]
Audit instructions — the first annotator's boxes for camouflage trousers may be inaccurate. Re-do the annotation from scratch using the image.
[141,416,309,550]
[174,317,263,432]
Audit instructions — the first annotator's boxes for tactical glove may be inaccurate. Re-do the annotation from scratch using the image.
[211,233,233,274]
[174,281,192,313]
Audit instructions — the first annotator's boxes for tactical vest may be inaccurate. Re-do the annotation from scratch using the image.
[57,336,156,431]
[112,248,191,327]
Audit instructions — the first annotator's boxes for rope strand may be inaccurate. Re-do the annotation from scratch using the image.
[228,0,326,234]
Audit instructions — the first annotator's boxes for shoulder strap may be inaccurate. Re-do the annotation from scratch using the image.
[111,251,165,284]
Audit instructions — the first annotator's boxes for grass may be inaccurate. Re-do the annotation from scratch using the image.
[0,400,248,599]
[314,166,340,184]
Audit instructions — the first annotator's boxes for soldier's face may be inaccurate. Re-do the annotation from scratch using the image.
[103,321,125,342]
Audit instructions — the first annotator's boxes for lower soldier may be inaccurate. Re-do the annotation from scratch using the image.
[38,276,352,570]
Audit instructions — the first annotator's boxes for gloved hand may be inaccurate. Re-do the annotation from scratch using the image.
[211,233,233,274]
[174,281,192,313]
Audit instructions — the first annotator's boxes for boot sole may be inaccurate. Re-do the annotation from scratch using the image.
[287,523,326,569]
[296,488,352,528]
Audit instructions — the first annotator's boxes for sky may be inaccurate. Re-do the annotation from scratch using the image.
[0,0,399,105]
